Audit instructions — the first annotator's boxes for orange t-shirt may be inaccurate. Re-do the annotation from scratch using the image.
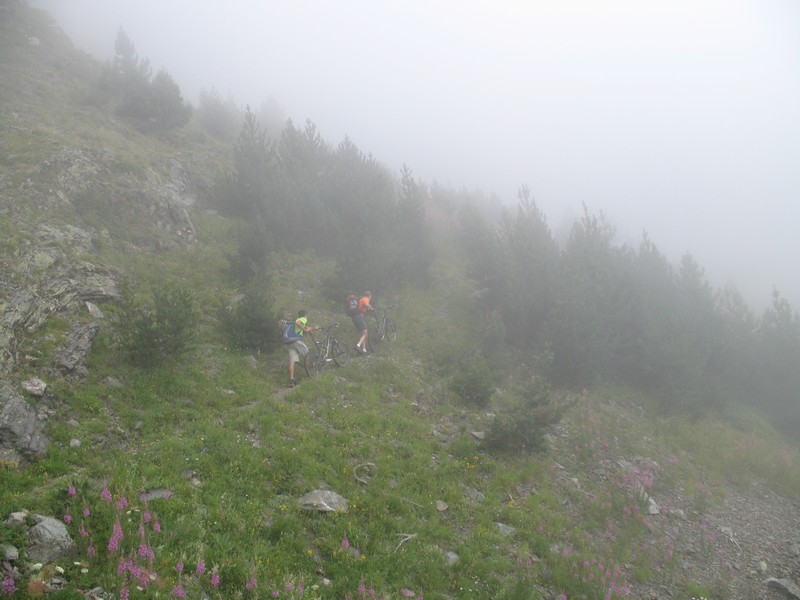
[358,297,372,314]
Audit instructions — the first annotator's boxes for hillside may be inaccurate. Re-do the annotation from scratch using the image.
[2,3,800,599]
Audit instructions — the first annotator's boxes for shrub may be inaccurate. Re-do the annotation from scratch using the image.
[122,284,196,367]
[450,356,495,407]
[486,378,572,453]
[218,278,278,351]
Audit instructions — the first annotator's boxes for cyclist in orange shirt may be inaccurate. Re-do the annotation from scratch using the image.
[352,291,375,354]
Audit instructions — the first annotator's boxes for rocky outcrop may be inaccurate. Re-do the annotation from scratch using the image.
[0,382,48,466]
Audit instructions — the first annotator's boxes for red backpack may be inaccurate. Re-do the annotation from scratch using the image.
[345,294,359,316]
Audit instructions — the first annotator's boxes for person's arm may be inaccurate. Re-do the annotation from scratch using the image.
[298,319,319,332]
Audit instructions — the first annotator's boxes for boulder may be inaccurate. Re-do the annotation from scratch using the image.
[26,515,73,563]
[0,383,48,466]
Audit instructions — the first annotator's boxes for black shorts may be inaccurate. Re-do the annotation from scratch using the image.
[351,313,366,331]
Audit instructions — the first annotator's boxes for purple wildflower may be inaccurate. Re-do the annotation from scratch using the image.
[119,587,129,600]
[195,559,206,576]
[2,575,15,596]
[341,537,350,551]
[176,560,184,574]
[108,519,123,552]
[139,544,155,562]
[63,512,72,524]
[68,484,77,497]
[173,583,186,599]
[246,576,257,590]
[143,510,152,523]
[82,504,91,517]
[211,569,220,588]
[101,487,112,502]
[116,496,129,510]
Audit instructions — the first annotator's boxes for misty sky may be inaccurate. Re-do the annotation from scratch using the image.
[30,0,800,311]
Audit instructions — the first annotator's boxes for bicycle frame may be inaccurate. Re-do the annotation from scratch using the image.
[304,324,350,375]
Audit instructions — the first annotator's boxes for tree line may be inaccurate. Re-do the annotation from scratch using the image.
[458,189,800,435]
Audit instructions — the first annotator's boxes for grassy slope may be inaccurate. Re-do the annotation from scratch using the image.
[1,5,800,600]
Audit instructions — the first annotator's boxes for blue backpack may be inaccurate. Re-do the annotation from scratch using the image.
[280,320,302,343]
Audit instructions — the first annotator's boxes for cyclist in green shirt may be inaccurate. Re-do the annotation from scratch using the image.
[288,310,319,387]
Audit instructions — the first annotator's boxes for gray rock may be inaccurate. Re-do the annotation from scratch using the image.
[54,322,99,377]
[766,577,800,599]
[495,522,516,537]
[4,510,28,526]
[84,301,104,319]
[27,515,73,563]
[298,490,349,513]
[2,543,19,561]
[21,378,47,396]
[445,551,459,566]
[464,486,485,502]
[0,382,48,465]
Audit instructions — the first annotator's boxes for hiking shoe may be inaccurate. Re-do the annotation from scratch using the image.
[355,345,363,354]
[289,379,296,387]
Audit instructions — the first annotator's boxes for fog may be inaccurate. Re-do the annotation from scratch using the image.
[31,0,800,311]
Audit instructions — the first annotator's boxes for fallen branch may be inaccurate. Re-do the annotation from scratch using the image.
[394,532,417,553]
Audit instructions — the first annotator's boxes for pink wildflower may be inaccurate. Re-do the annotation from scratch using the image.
[341,537,350,551]
[176,560,184,574]
[139,544,154,562]
[246,576,257,590]
[2,575,15,595]
[119,587,129,600]
[153,520,161,533]
[108,519,123,552]
[358,579,366,596]
[116,496,129,510]
[271,591,279,598]
[63,512,72,524]
[211,569,220,588]
[68,484,77,497]
[101,487,112,502]
[401,589,415,597]
[195,559,206,576]
[143,510,152,523]
[173,583,186,598]
[82,504,91,517]
[87,543,96,557]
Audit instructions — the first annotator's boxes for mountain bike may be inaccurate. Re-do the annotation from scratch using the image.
[303,323,351,375]
[368,305,397,350]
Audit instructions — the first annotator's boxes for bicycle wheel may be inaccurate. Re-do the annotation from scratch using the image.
[332,337,351,367]
[308,349,326,375]
[369,319,384,348]
[386,319,396,341]
[302,350,313,377]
